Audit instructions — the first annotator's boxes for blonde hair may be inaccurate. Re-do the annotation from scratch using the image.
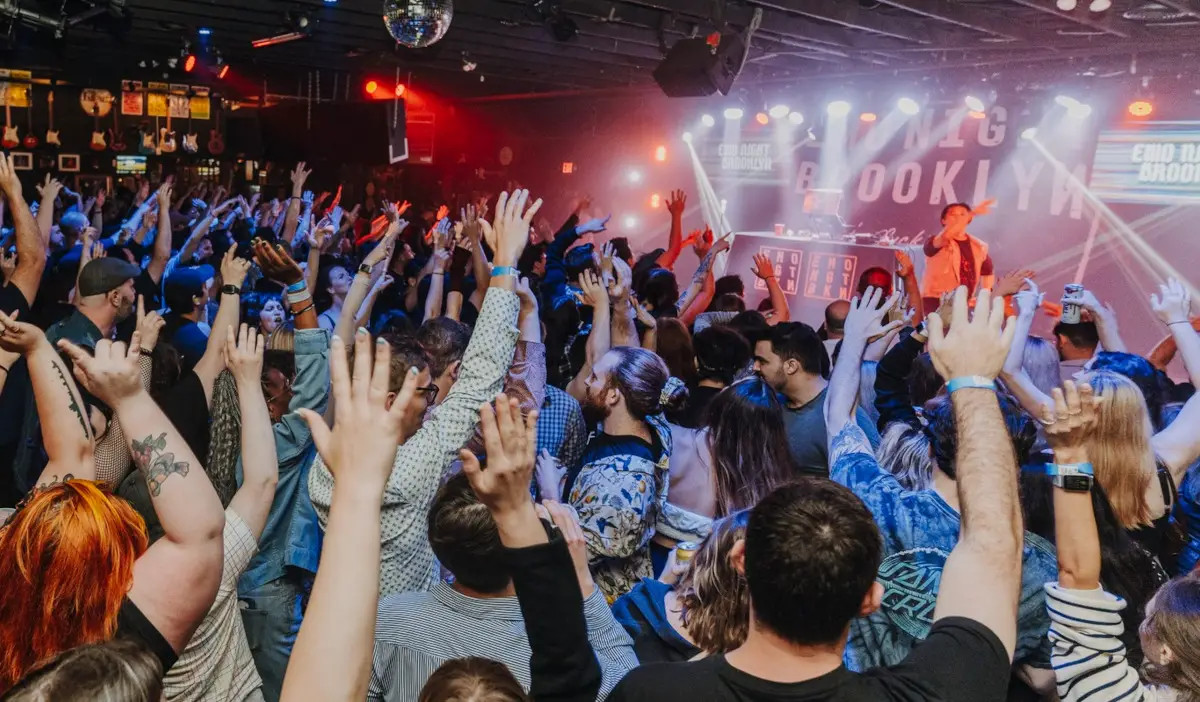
[679,510,751,653]
[267,320,296,352]
[1084,371,1157,529]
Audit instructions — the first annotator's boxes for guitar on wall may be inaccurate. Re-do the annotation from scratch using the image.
[1,86,19,149]
[89,103,107,151]
[158,109,177,154]
[108,103,127,152]
[182,108,198,154]
[138,119,157,155]
[207,98,226,155]
[44,90,60,147]
[21,87,38,149]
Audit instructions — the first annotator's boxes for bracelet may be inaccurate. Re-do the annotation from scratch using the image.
[139,348,153,357]
[945,375,996,393]
[220,284,241,296]
[291,302,315,317]
[286,291,312,305]
[491,265,517,278]
[0,365,8,375]
[286,281,307,294]
[1168,320,1191,327]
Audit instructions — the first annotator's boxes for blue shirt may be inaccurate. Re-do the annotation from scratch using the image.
[828,422,1058,672]
[238,328,331,592]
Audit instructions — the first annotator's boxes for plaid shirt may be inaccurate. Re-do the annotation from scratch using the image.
[537,385,587,475]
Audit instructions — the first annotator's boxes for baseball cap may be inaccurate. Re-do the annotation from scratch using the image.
[164,264,215,312]
[78,258,141,297]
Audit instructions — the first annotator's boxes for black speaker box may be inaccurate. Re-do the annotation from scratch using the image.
[653,34,747,98]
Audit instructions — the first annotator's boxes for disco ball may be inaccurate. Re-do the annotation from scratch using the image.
[383,0,454,49]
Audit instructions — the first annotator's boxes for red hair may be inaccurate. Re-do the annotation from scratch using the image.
[0,480,148,692]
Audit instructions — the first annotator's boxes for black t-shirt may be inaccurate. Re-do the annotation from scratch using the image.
[609,618,1010,702]
[116,598,178,672]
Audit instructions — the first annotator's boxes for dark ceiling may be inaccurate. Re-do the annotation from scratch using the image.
[5,0,1200,99]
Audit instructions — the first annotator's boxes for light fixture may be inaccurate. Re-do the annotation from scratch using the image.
[1068,102,1093,119]
[859,112,878,123]
[1089,0,1111,11]
[395,83,406,97]
[324,0,337,4]
[1054,94,1079,109]
[218,64,231,79]
[787,111,804,125]
[1056,0,1077,10]
[627,169,643,184]
[827,100,851,117]
[365,80,379,95]
[654,145,667,162]
[1021,127,1038,140]
[622,215,638,230]
[724,107,744,120]
[650,193,661,208]
[681,131,693,143]
[964,95,985,112]
[701,114,715,127]
[897,97,919,115]
[968,110,985,119]
[184,53,197,72]
[755,112,769,125]
[198,27,212,36]
[1128,100,1153,117]
[461,53,477,72]
[768,104,789,119]
[251,31,308,48]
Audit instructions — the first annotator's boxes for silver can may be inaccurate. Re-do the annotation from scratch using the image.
[1061,283,1084,324]
[674,541,700,565]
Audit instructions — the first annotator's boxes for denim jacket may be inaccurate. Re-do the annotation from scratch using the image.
[238,328,331,592]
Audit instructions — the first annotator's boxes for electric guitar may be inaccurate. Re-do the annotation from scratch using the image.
[158,110,177,154]
[21,87,38,149]
[89,104,107,151]
[182,109,198,154]
[138,120,157,155]
[108,104,127,152]
[207,99,226,155]
[1,93,19,149]
[44,90,60,147]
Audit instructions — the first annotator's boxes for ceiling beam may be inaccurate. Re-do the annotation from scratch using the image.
[1146,0,1200,19]
[1005,0,1143,38]
[867,0,1025,40]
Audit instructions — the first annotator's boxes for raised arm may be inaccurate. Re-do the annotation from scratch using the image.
[224,325,277,539]
[1151,278,1200,387]
[752,253,791,324]
[656,189,687,270]
[0,313,94,486]
[424,248,449,321]
[58,336,225,655]
[676,234,729,316]
[895,250,924,325]
[282,332,421,702]
[35,175,63,246]
[928,286,1022,661]
[824,287,902,448]
[281,162,311,247]
[190,250,249,402]
[999,281,1054,420]
[1078,290,1127,354]
[0,154,46,307]
[1149,279,1200,481]
[566,271,611,402]
[145,186,174,284]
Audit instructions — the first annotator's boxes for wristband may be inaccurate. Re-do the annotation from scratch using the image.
[491,265,517,278]
[220,284,241,296]
[1045,462,1094,477]
[286,291,312,305]
[945,376,996,393]
[139,348,153,357]
[286,281,307,294]
[1168,320,1191,327]
[291,302,315,317]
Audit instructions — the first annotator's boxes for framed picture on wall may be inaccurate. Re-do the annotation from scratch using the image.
[10,152,32,170]
[58,154,80,172]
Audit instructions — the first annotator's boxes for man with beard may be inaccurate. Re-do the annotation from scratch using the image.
[11,257,140,494]
[560,346,703,602]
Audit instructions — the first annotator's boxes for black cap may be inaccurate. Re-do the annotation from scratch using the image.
[77,258,141,297]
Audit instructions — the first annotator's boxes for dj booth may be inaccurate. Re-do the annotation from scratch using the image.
[721,232,924,324]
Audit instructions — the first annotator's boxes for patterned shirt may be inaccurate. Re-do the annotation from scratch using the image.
[536,385,587,471]
[367,582,638,701]
[164,510,263,702]
[309,289,520,596]
[827,422,1057,672]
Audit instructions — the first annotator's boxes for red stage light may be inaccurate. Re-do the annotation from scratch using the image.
[755,112,769,125]
[184,54,197,72]
[859,112,878,123]
[562,162,575,174]
[395,83,406,97]
[218,64,230,80]
[1129,100,1153,117]
[650,193,661,208]
[654,145,667,162]
[968,110,985,119]
[365,80,378,95]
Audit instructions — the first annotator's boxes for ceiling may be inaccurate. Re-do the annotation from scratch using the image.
[5,0,1200,99]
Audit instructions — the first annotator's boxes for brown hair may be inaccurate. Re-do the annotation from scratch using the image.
[679,510,751,653]
[418,657,529,702]
[654,318,697,386]
[1140,577,1200,700]
[605,346,687,418]
[2,633,161,701]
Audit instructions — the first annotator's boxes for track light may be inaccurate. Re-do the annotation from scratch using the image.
[1056,0,1077,10]
[1089,0,1111,11]
[827,100,851,117]
[681,131,693,144]
[897,97,920,115]
[964,95,985,112]
[724,107,744,120]
[768,104,789,119]
[1128,100,1153,117]
[701,114,715,127]
[859,112,878,123]
[788,111,804,126]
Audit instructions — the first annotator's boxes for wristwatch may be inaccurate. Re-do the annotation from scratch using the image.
[358,263,373,276]
[220,284,241,296]
[1046,462,1094,492]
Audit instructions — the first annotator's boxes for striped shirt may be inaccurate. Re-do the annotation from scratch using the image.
[1045,583,1177,702]
[367,582,638,701]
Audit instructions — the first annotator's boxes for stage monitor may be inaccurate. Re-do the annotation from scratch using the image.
[1091,121,1200,205]
[115,155,147,175]
[653,34,746,98]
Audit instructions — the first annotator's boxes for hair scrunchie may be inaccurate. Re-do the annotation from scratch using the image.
[659,375,686,406]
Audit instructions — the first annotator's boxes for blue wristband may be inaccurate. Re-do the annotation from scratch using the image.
[1045,462,1094,476]
[945,376,996,393]
[286,281,307,293]
[492,265,517,278]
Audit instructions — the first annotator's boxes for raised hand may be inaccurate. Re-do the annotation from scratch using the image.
[290,161,312,194]
[430,248,451,273]
[577,214,610,235]
[36,174,63,203]
[435,204,450,222]
[459,393,539,518]
[711,231,734,257]
[599,241,616,282]
[514,275,537,310]
[577,269,609,308]
[460,203,483,245]
[692,227,714,258]
[541,500,595,596]
[224,324,265,387]
[926,286,1016,381]
[0,153,22,197]
[1150,277,1193,325]
[609,255,633,301]
[298,330,422,492]
[490,189,543,267]
[0,310,44,354]
[1039,380,1098,451]
[934,290,955,330]
[301,190,315,206]
[134,296,166,352]
[972,197,996,216]
[57,334,145,407]
[221,246,252,290]
[895,250,914,278]
[751,253,776,281]
[1013,278,1044,318]
[843,286,903,346]
[253,239,304,286]
[666,189,686,217]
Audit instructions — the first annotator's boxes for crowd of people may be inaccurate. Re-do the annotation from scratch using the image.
[0,149,1198,702]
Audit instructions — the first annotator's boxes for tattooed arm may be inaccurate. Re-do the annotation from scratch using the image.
[58,336,225,654]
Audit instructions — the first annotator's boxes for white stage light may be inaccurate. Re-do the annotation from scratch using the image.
[1056,0,1077,9]
[1055,95,1079,109]
[681,131,693,144]
[1021,127,1038,140]
[964,95,985,112]
[788,111,804,125]
[627,169,642,184]
[701,114,715,127]
[897,97,920,115]
[827,100,851,117]
[622,215,638,230]
[1089,0,1111,11]
[768,104,789,119]
[1068,102,1093,119]
[724,107,744,120]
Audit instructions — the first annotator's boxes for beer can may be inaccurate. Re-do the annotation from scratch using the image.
[1061,283,1084,324]
[674,541,700,564]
